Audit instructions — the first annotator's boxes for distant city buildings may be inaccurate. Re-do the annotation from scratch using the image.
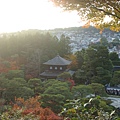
[50,27,120,57]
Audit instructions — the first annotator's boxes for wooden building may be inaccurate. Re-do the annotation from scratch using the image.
[40,55,73,79]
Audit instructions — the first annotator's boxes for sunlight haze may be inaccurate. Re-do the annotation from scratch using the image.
[0,0,82,33]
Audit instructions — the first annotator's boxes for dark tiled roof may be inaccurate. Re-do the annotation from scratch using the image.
[40,70,75,78]
[43,55,71,65]
[40,71,63,77]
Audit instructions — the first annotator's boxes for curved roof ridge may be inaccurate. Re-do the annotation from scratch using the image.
[43,55,71,65]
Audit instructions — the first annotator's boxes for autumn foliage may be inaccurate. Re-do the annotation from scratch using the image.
[65,54,78,70]
[67,78,75,91]
[0,58,20,73]
[11,96,62,120]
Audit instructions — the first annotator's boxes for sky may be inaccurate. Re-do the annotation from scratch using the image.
[0,0,83,33]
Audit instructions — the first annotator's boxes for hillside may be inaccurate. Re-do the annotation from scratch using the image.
[49,26,120,53]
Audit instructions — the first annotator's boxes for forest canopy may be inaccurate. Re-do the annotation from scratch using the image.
[51,0,120,31]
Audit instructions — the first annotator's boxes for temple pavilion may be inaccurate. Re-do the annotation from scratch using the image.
[40,55,73,80]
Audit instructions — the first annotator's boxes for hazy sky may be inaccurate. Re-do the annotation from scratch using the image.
[0,0,83,33]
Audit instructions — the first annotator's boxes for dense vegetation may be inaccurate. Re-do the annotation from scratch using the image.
[0,29,120,119]
[0,31,71,79]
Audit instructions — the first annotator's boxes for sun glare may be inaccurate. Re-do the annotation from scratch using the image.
[0,0,81,33]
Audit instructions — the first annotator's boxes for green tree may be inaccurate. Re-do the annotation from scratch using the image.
[43,80,72,99]
[109,52,120,66]
[51,0,120,31]
[109,52,120,61]
[100,37,108,46]
[65,54,78,70]
[74,69,87,84]
[91,67,112,85]
[72,85,93,98]
[5,70,24,80]
[0,77,8,98]
[79,45,113,84]
[95,46,113,71]
[41,80,72,113]
[28,78,43,94]
[57,72,72,81]
[12,78,27,86]
[75,49,85,69]
[89,83,107,96]
[2,79,34,102]
[111,71,120,86]
[58,34,71,57]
